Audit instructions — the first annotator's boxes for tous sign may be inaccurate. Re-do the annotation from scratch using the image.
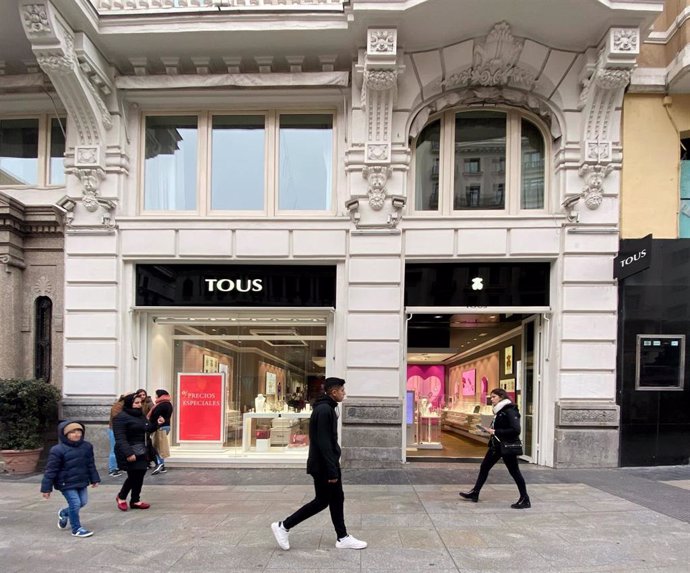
[204,278,263,293]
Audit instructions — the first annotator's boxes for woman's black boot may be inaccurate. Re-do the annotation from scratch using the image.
[510,495,531,509]
[459,490,479,502]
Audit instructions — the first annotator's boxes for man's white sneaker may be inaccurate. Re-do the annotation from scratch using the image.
[271,521,290,550]
[335,535,367,550]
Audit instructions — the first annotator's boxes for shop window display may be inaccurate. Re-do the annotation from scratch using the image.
[150,315,327,458]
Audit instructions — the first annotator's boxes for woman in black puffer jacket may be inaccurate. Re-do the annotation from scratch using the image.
[113,393,162,511]
[459,388,530,508]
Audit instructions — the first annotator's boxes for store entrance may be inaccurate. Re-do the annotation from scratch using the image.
[405,313,540,462]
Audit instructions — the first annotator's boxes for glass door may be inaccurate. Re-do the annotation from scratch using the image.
[520,315,541,461]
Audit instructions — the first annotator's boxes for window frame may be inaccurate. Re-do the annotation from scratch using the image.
[0,114,66,188]
[139,109,337,217]
[410,106,550,216]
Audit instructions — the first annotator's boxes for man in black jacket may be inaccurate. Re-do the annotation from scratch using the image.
[271,377,367,551]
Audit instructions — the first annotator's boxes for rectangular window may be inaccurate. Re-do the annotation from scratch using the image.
[278,114,332,211]
[211,115,265,211]
[0,118,39,185]
[144,116,198,211]
[49,118,66,185]
[454,111,506,210]
[463,158,481,174]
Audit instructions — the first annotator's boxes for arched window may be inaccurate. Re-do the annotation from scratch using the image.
[412,109,547,214]
[34,296,52,382]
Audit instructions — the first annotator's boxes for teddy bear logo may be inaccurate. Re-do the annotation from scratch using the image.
[471,277,483,291]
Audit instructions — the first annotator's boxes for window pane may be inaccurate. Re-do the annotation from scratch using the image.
[144,116,197,210]
[211,115,265,210]
[279,114,332,211]
[50,118,66,185]
[454,112,506,210]
[414,120,440,211]
[0,119,38,185]
[34,296,52,382]
[521,119,545,209]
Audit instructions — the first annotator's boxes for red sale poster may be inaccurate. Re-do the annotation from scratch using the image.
[177,373,224,442]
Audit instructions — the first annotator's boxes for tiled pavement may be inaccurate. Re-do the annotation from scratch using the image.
[1,463,690,572]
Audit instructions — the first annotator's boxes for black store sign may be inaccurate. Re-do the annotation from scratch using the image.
[613,234,652,281]
[405,262,550,307]
[136,264,336,307]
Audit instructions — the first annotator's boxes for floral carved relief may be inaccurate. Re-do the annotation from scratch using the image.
[368,29,396,54]
[22,4,51,34]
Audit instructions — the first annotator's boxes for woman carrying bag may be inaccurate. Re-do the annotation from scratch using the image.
[459,388,531,509]
[113,393,163,511]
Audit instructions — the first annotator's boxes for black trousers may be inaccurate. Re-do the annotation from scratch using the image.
[283,473,347,539]
[118,468,147,504]
[473,447,528,498]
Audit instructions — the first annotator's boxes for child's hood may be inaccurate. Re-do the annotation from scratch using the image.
[58,420,86,446]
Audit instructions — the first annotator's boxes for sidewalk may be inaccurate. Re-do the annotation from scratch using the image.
[1,463,689,572]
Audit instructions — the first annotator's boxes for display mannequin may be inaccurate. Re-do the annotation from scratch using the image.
[255,393,266,413]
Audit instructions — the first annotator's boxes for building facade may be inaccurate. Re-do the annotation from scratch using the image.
[620,0,690,466]
[1,0,663,468]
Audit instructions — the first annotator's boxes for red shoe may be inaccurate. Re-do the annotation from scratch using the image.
[130,501,150,509]
[116,497,128,512]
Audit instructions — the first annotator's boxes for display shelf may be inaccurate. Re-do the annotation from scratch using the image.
[441,409,490,444]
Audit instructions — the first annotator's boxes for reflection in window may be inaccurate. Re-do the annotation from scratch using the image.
[144,116,198,210]
[414,120,440,211]
[49,118,66,185]
[454,111,506,210]
[279,115,332,211]
[0,119,39,185]
[34,296,52,382]
[680,138,690,238]
[521,119,545,209]
[212,115,265,210]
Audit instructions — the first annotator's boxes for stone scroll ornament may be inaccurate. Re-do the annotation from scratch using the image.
[572,27,639,215]
[19,0,117,228]
[348,28,405,228]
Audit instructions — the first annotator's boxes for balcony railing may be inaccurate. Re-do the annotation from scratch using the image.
[92,0,346,14]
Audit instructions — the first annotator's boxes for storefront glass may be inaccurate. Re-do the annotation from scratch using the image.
[149,314,328,459]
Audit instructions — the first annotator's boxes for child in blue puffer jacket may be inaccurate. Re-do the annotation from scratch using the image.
[40,420,101,538]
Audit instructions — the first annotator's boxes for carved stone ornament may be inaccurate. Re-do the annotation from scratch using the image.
[409,87,559,140]
[366,143,391,163]
[579,163,613,210]
[75,146,99,166]
[22,3,51,34]
[612,28,639,53]
[447,22,535,90]
[363,165,392,211]
[585,141,611,162]
[364,69,398,91]
[75,168,105,194]
[368,29,396,55]
[31,275,54,296]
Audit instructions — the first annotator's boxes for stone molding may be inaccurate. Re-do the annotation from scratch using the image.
[409,86,561,141]
[342,397,403,426]
[556,401,620,428]
[19,0,118,231]
[350,28,406,230]
[445,22,535,91]
[566,26,639,217]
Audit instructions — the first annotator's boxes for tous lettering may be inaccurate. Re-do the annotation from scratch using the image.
[619,249,647,268]
[205,278,263,293]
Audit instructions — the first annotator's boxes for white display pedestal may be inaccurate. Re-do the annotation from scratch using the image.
[255,438,271,452]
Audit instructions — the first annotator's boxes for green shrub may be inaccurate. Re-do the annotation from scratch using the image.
[0,379,61,450]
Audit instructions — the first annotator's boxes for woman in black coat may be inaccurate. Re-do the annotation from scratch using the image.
[459,388,530,508]
[113,393,162,510]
